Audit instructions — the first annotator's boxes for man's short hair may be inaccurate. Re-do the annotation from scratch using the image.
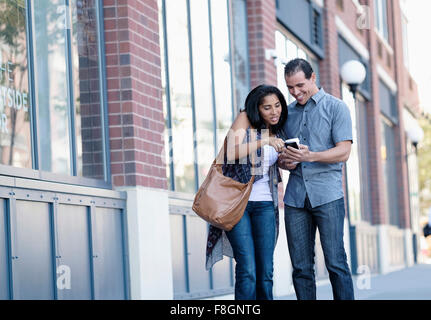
[284,58,314,79]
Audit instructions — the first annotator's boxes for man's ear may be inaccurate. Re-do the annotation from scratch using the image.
[311,72,316,83]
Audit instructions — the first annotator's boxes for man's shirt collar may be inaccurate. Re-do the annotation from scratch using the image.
[311,88,325,104]
[294,87,325,108]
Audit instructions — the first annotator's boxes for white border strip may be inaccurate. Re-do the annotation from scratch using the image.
[312,0,324,7]
[351,0,363,12]
[377,64,398,93]
[375,28,394,55]
[335,16,370,61]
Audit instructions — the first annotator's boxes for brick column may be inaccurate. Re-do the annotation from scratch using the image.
[247,0,277,88]
[391,0,410,229]
[104,0,167,190]
[103,0,173,299]
[365,0,387,225]
[320,0,340,98]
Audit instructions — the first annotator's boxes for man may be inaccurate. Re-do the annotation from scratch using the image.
[278,58,355,300]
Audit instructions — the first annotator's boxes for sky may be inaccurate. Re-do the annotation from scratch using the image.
[404,0,431,114]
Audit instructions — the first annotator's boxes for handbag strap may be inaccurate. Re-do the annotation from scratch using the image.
[214,127,257,169]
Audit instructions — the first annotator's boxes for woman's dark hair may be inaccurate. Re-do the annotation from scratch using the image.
[284,58,314,79]
[244,84,288,135]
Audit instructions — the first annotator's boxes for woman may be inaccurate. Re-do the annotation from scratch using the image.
[205,85,288,300]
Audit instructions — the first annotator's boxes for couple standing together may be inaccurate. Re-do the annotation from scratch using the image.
[205,58,355,300]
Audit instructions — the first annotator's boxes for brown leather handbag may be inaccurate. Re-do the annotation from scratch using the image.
[192,132,256,231]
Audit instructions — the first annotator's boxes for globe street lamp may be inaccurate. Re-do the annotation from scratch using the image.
[340,60,367,99]
[407,124,424,153]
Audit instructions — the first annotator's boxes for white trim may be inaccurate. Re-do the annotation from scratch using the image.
[351,0,363,13]
[335,16,370,61]
[377,63,397,93]
[399,0,409,19]
[312,0,324,7]
[375,28,394,55]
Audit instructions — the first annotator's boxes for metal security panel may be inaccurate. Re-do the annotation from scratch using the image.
[12,200,55,299]
[91,207,126,299]
[185,216,211,294]
[55,204,92,299]
[0,182,128,300]
[0,198,10,299]
[170,214,188,296]
[210,250,233,291]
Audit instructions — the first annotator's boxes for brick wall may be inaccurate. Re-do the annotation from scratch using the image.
[103,0,167,189]
[334,0,368,49]
[359,0,386,225]
[320,0,340,98]
[391,0,410,228]
[247,0,277,88]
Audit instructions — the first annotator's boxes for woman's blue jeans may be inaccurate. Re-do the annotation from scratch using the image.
[226,201,276,300]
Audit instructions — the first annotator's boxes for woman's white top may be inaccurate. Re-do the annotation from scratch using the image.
[249,144,278,201]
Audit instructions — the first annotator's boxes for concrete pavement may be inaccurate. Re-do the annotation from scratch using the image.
[277,262,431,300]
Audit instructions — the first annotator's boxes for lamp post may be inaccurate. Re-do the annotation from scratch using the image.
[340,60,367,99]
[407,125,424,154]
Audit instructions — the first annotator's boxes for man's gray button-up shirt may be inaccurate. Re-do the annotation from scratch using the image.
[282,88,353,208]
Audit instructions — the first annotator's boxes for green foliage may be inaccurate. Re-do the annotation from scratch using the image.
[0,0,26,47]
[418,118,431,215]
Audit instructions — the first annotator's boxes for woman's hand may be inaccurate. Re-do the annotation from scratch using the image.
[278,150,298,171]
[278,158,298,171]
[266,136,285,153]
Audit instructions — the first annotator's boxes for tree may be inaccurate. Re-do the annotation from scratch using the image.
[418,117,431,217]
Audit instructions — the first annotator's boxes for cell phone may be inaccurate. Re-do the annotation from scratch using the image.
[285,138,300,149]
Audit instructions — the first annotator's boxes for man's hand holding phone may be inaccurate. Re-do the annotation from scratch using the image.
[285,139,311,163]
[284,138,300,150]
[278,138,312,167]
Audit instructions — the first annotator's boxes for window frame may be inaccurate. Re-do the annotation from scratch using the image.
[374,0,389,42]
[0,0,112,190]
[160,0,245,195]
[275,24,321,103]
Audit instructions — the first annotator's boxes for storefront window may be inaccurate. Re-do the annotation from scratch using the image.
[342,84,362,223]
[160,0,243,193]
[231,0,250,113]
[32,0,72,174]
[381,117,399,226]
[164,0,195,193]
[0,0,107,183]
[275,29,320,105]
[357,98,372,223]
[211,0,234,147]
[404,109,420,233]
[0,0,31,168]
[32,0,105,178]
[70,0,104,179]
[190,0,215,186]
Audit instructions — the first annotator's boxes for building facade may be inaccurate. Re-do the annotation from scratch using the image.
[0,0,423,299]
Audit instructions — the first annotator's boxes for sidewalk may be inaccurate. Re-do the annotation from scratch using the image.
[277,263,431,300]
